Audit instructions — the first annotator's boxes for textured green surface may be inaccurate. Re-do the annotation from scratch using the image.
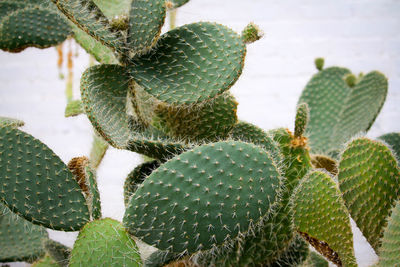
[144,250,176,267]
[0,1,26,19]
[69,218,141,267]
[170,0,190,8]
[130,22,246,105]
[124,160,160,206]
[81,64,186,159]
[51,0,124,51]
[241,22,263,44]
[292,170,356,266]
[0,6,71,52]
[0,202,48,263]
[85,166,101,220]
[299,67,388,155]
[300,251,329,267]
[31,254,59,267]
[0,127,90,231]
[72,25,118,64]
[269,234,309,267]
[127,0,166,56]
[314,57,324,71]
[124,141,283,254]
[379,132,400,163]
[93,0,130,18]
[294,103,309,138]
[338,137,400,252]
[152,92,238,142]
[0,116,24,128]
[64,99,83,117]
[43,239,70,267]
[379,200,400,267]
[89,132,109,169]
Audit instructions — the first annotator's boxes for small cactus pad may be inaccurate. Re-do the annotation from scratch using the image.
[0,202,48,263]
[298,67,388,155]
[378,200,400,266]
[81,64,186,159]
[0,6,71,53]
[378,132,400,163]
[0,127,90,231]
[51,0,124,51]
[64,99,83,117]
[67,156,102,220]
[292,170,356,266]
[31,254,59,267]
[69,218,142,267]
[338,137,400,252]
[124,141,283,254]
[311,154,338,176]
[314,57,324,71]
[124,160,161,206]
[127,0,166,56]
[241,22,263,44]
[168,0,190,8]
[43,239,71,267]
[0,116,24,128]
[89,132,109,169]
[129,22,246,105]
[152,92,238,142]
[300,251,329,267]
[294,103,309,138]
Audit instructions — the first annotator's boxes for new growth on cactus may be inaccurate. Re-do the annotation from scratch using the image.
[0,0,399,267]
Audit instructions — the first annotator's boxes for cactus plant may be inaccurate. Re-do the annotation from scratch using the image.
[1,1,399,267]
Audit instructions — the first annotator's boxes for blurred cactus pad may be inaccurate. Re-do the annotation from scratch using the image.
[1,0,399,267]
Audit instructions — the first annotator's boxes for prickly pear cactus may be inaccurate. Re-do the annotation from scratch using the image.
[124,141,284,255]
[69,218,142,267]
[31,254,59,267]
[378,132,400,163]
[292,170,357,266]
[43,239,71,267]
[299,64,388,156]
[0,127,90,231]
[378,200,400,267]
[338,137,400,252]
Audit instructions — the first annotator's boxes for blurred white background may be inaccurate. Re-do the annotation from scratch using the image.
[1,0,399,266]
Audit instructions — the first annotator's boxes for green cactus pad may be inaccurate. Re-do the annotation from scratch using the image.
[81,64,186,159]
[0,116,24,128]
[129,22,246,105]
[378,132,400,163]
[0,1,26,18]
[43,239,70,267]
[31,254,59,267]
[0,202,48,263]
[51,0,124,52]
[314,57,324,71]
[124,160,161,206]
[169,0,190,8]
[124,141,283,254]
[269,234,309,267]
[0,6,71,53]
[67,156,102,220]
[300,251,329,267]
[69,218,142,267]
[378,200,400,266]
[0,127,90,231]
[127,0,166,56]
[294,103,309,138]
[298,67,388,155]
[292,170,356,266]
[64,99,83,117]
[93,0,131,18]
[144,250,177,267]
[338,137,400,252]
[89,132,109,169]
[152,92,238,142]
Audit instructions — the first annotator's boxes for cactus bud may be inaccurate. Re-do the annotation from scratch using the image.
[344,73,357,87]
[294,103,309,138]
[314,57,324,71]
[110,14,129,31]
[241,22,263,44]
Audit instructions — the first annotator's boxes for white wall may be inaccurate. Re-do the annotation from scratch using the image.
[1,0,399,266]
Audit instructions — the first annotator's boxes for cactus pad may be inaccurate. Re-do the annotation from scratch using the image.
[0,6,71,53]
[127,0,166,56]
[379,132,400,163]
[292,170,356,266]
[80,64,186,159]
[338,137,400,252]
[0,127,90,231]
[124,141,283,254]
[129,22,246,105]
[43,239,70,267]
[169,0,190,8]
[294,103,309,138]
[31,254,59,267]
[124,160,160,206]
[0,202,48,263]
[69,218,141,267]
[299,67,388,155]
[269,234,309,267]
[51,0,124,51]
[300,251,329,267]
[0,116,24,128]
[378,200,400,266]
